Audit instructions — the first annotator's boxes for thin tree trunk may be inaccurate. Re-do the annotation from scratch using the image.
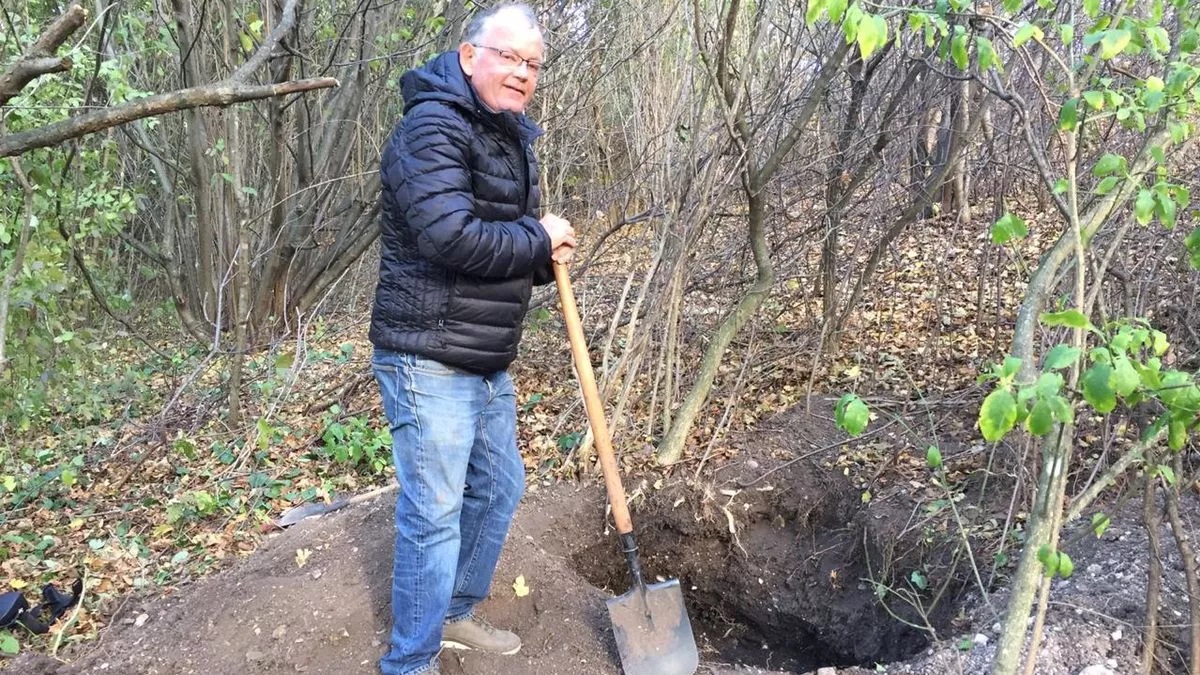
[1165,452,1200,675]
[0,153,37,375]
[1141,462,1163,675]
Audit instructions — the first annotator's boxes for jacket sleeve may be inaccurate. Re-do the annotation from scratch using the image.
[532,261,555,286]
[385,105,553,279]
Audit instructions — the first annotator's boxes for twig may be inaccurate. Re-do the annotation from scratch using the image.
[1141,457,1163,675]
[50,567,88,656]
[1164,452,1200,675]
[1064,427,1166,525]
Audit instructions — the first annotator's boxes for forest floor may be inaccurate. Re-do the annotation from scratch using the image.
[9,398,1192,675]
[3,217,1197,674]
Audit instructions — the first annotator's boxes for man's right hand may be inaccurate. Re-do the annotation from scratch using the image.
[540,213,576,250]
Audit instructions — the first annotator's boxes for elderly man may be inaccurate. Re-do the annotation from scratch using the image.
[369,4,574,674]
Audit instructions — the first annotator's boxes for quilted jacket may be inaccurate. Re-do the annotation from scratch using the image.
[369,52,553,374]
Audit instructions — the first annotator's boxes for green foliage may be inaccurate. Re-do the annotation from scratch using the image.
[977,319,1199,447]
[0,630,17,654]
[991,213,1028,244]
[1,8,143,439]
[316,408,392,475]
[1036,545,1074,578]
[834,393,870,436]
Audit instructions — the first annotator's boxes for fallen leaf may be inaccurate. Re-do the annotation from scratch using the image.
[513,575,530,597]
[295,548,312,568]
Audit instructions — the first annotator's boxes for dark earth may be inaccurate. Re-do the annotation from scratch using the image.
[8,403,1174,675]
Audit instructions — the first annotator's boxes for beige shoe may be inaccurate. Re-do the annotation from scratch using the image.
[441,615,522,655]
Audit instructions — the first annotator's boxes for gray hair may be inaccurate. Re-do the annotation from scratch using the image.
[462,3,540,43]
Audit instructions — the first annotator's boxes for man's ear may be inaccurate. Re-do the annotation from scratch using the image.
[458,42,476,76]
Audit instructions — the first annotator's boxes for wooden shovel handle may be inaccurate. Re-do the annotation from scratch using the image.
[553,262,634,536]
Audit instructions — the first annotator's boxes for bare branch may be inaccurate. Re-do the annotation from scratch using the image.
[0,77,338,157]
[229,0,300,82]
[0,3,87,106]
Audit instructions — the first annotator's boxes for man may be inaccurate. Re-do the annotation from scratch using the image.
[369,4,574,675]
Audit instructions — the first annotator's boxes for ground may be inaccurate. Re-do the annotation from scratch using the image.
[10,402,1181,675]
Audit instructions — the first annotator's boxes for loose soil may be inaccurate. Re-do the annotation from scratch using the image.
[8,402,1178,675]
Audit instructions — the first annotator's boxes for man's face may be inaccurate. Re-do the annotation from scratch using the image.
[459,13,544,113]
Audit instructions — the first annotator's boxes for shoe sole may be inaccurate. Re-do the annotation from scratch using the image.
[440,640,521,656]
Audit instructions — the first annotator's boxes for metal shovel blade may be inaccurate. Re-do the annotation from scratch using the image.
[606,578,699,675]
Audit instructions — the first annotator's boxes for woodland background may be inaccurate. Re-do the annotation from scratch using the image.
[1,0,1199,673]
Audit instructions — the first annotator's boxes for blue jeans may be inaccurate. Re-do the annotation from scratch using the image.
[372,350,525,675]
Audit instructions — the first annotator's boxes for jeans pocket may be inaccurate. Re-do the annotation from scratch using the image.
[410,355,461,376]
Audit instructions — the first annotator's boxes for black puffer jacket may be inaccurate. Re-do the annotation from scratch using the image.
[369,52,553,374]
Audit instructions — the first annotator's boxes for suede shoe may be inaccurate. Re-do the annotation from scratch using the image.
[441,615,521,655]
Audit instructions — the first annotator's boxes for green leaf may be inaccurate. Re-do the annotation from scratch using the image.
[1145,75,1165,93]
[1151,330,1169,356]
[1083,363,1117,413]
[991,213,1028,244]
[857,14,888,59]
[1145,26,1170,53]
[0,631,17,655]
[1001,356,1023,380]
[926,445,943,470]
[1049,395,1074,424]
[827,0,847,23]
[1095,176,1120,196]
[1013,22,1043,47]
[1157,463,1177,485]
[1092,512,1111,538]
[976,36,999,71]
[1135,189,1156,225]
[1060,24,1074,46]
[1092,153,1125,177]
[1082,0,1099,18]
[910,569,929,590]
[1181,29,1199,54]
[1058,551,1075,578]
[1169,420,1186,451]
[1037,545,1059,576]
[1099,30,1132,60]
[1035,372,1065,396]
[835,394,870,436]
[1026,399,1054,436]
[951,31,969,70]
[239,32,253,53]
[1157,190,1177,228]
[1058,98,1079,130]
[1040,309,1092,329]
[1112,356,1140,397]
[806,0,827,26]
[1082,90,1105,110]
[979,388,1018,442]
[1186,227,1200,270]
[1043,343,1078,371]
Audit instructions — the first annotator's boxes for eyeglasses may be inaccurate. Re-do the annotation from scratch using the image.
[472,44,543,75]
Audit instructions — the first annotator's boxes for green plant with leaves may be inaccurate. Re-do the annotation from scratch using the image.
[315,408,392,476]
[810,0,1200,672]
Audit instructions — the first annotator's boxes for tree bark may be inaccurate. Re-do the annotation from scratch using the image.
[0,78,337,157]
[0,3,87,107]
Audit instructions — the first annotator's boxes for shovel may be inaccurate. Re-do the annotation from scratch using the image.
[554,262,699,675]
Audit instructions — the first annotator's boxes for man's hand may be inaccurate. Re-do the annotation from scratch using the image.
[551,242,576,264]
[540,213,575,249]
